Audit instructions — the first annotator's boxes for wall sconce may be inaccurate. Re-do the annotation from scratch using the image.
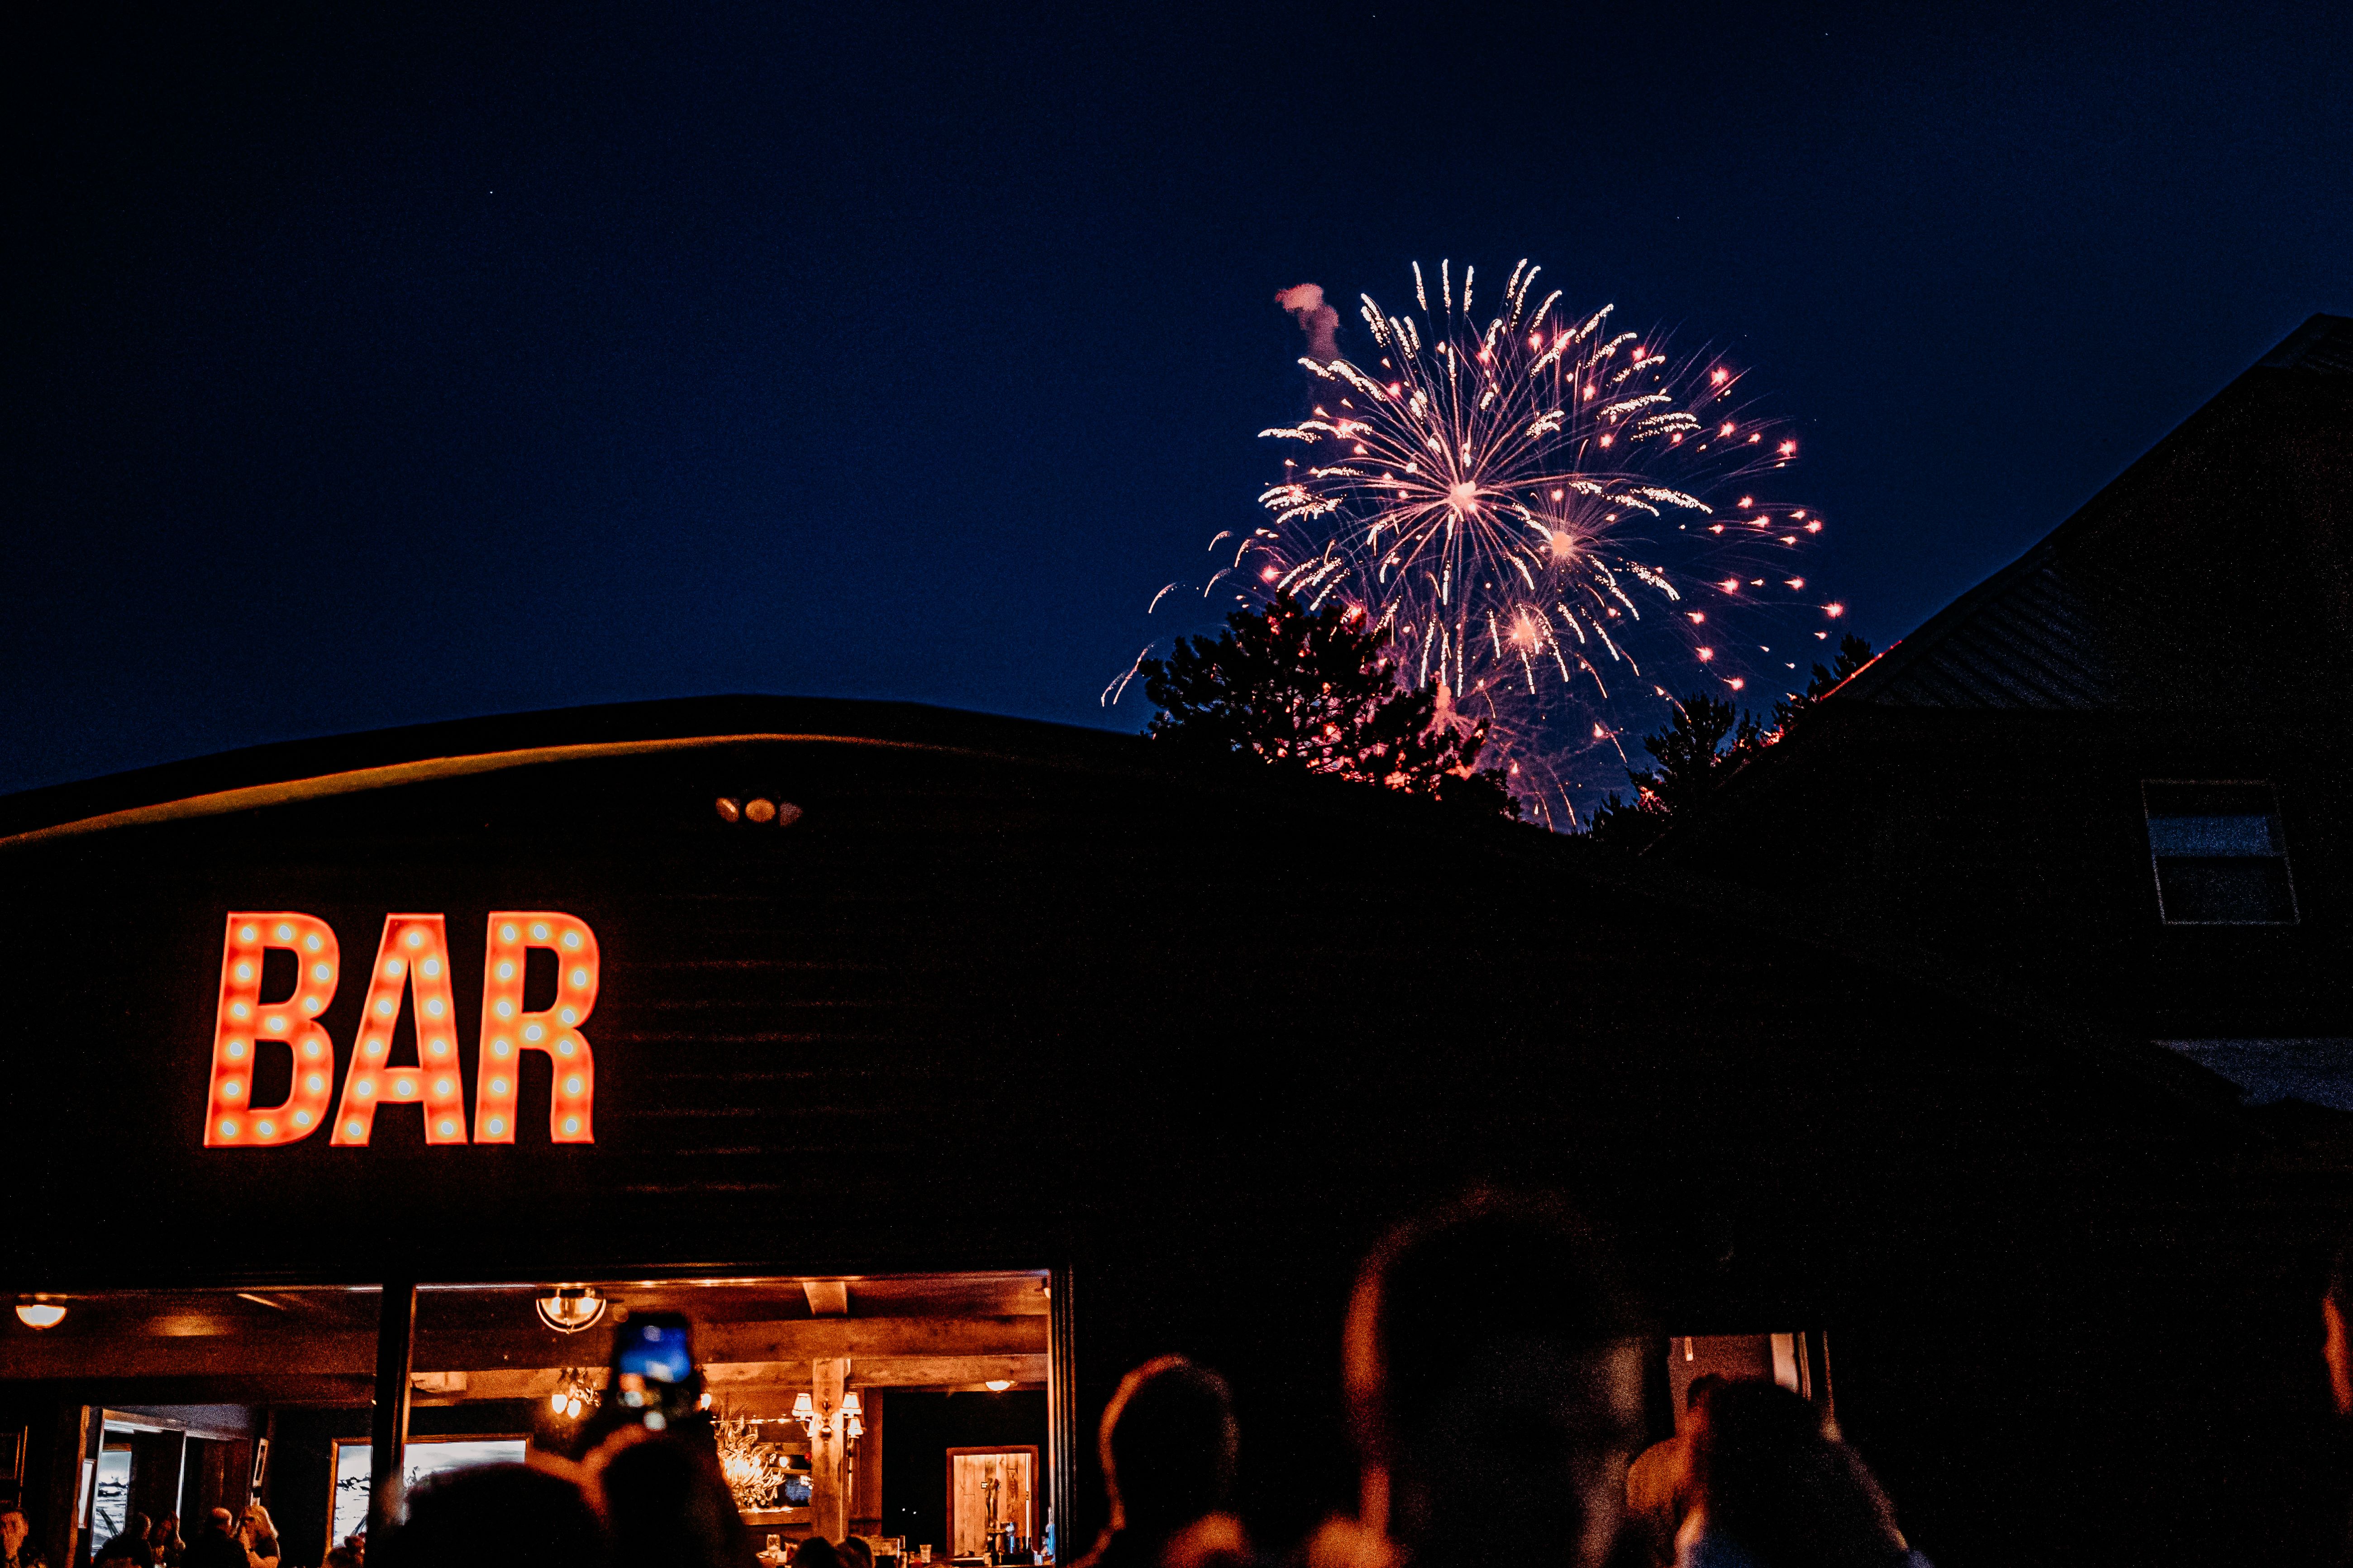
[549,1368,601,1420]
[536,1285,608,1334]
[794,1389,864,1440]
[14,1297,65,1330]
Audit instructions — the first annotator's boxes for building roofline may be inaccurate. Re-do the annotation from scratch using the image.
[1832,312,2351,709]
[0,698,2276,1127]
[0,694,1153,846]
[1642,310,2352,825]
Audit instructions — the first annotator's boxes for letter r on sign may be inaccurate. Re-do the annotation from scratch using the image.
[473,912,598,1143]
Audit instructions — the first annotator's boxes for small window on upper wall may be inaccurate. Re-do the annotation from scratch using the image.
[2143,782,2297,925]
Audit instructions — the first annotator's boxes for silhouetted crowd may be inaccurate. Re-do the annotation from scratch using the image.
[26,1188,2353,1568]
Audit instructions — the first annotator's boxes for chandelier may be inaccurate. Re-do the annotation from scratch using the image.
[716,1410,792,1511]
[535,1285,608,1334]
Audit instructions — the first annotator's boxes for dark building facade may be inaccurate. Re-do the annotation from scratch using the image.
[0,679,2339,1568]
[1664,313,2353,1101]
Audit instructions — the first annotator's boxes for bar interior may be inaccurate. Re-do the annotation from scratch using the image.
[0,1273,1053,1568]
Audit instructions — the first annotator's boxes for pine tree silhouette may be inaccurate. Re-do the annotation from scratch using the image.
[1591,634,1875,849]
[1140,594,1519,819]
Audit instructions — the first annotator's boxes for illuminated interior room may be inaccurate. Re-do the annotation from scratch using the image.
[0,1273,1050,1567]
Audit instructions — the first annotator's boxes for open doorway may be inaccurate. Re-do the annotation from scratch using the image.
[3,1272,1055,1568]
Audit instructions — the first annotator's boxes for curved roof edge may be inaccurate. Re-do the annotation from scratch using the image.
[0,696,2261,1120]
[0,694,1157,847]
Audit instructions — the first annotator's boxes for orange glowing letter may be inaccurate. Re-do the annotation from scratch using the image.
[331,915,470,1145]
[206,913,339,1146]
[473,912,597,1144]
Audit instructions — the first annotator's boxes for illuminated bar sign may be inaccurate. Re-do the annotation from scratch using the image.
[204,912,598,1148]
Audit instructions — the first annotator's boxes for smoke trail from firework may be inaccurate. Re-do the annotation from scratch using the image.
[1275,283,1341,361]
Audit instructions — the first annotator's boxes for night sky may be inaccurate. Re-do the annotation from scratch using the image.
[10,3,2348,798]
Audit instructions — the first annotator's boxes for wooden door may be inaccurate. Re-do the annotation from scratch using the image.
[944,1447,1035,1558]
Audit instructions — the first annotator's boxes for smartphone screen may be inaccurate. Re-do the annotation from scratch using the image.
[616,1316,694,1384]
[611,1312,699,1425]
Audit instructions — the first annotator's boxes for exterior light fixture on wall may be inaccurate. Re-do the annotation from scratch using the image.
[15,1297,66,1330]
[536,1285,608,1334]
[714,797,804,827]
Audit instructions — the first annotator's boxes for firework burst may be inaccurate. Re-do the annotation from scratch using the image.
[1235,259,1837,821]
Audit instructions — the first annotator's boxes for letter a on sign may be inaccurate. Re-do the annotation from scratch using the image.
[332,915,472,1145]
[206,913,340,1145]
[474,912,598,1143]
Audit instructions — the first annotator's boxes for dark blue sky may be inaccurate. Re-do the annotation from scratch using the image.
[10,2,2348,795]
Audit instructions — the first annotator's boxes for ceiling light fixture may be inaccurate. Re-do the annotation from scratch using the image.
[535,1285,608,1334]
[15,1297,65,1330]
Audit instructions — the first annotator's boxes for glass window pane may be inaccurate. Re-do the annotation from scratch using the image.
[2155,858,2297,923]
[2147,813,2278,858]
[2144,782,2295,925]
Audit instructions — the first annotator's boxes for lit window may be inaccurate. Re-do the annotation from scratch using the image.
[2144,782,2297,925]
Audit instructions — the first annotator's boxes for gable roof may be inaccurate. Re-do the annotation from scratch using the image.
[1832,313,2353,713]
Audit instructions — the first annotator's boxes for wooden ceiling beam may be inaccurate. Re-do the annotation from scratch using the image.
[0,1314,1046,1382]
[716,1354,1048,1388]
[421,1354,1049,1405]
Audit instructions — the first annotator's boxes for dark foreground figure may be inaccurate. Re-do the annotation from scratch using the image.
[1074,1355,1251,1568]
[1676,1380,1926,1568]
[1296,1189,1933,1568]
[373,1465,610,1568]
[1328,1189,1652,1568]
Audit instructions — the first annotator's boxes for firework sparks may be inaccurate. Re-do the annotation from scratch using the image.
[1116,259,1846,828]
[1248,260,1811,696]
[1234,258,1838,821]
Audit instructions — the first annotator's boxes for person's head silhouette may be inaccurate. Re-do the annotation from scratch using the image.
[1099,1356,1239,1541]
[1683,1378,1907,1568]
[1344,1188,1647,1568]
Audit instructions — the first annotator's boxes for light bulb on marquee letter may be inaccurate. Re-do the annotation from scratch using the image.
[331,915,470,1145]
[205,913,338,1146]
[473,912,598,1144]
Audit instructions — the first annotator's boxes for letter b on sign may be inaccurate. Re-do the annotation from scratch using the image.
[206,913,340,1146]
